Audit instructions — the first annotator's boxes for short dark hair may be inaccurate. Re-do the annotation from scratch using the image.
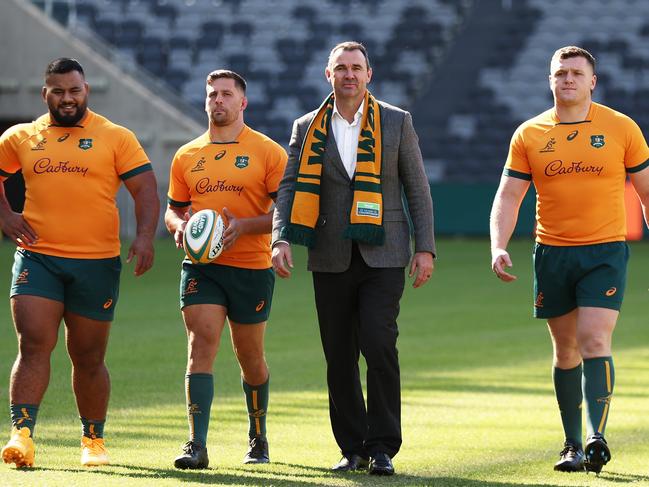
[328,41,371,70]
[206,69,247,94]
[45,57,85,78]
[551,46,596,73]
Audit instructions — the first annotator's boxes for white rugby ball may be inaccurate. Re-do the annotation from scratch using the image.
[183,209,225,264]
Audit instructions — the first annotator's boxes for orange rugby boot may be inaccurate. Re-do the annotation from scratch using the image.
[2,427,35,468]
[81,436,109,466]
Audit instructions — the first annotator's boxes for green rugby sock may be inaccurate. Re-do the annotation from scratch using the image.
[553,365,583,447]
[583,356,614,437]
[243,377,269,439]
[186,373,213,447]
[10,404,38,437]
[80,417,105,439]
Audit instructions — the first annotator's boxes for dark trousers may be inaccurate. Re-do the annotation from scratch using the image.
[312,245,405,458]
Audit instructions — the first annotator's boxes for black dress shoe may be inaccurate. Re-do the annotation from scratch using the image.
[331,454,369,472]
[174,441,209,469]
[584,434,611,474]
[553,441,585,472]
[243,436,270,464]
[369,452,394,476]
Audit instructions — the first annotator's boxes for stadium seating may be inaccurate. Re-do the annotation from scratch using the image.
[418,0,649,181]
[31,0,649,183]
[34,0,468,153]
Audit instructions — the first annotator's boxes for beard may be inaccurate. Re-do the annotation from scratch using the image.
[49,102,88,126]
[209,109,237,127]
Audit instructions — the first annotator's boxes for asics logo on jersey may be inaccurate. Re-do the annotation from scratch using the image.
[34,158,89,177]
[255,300,265,312]
[539,138,556,153]
[534,292,544,308]
[590,135,605,148]
[191,157,206,173]
[544,160,603,177]
[215,150,226,160]
[57,133,70,142]
[103,299,113,309]
[31,138,47,151]
[15,269,29,285]
[605,287,617,297]
[567,130,578,141]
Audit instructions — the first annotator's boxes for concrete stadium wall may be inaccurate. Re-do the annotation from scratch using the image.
[0,0,204,238]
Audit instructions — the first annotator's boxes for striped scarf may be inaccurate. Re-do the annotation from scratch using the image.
[280,91,384,248]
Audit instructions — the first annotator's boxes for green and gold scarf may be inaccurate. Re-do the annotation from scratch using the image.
[280,91,384,248]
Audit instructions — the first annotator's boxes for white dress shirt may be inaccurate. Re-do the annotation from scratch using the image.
[271,101,364,249]
[331,101,364,179]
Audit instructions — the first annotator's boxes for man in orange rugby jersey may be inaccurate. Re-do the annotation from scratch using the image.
[0,58,159,468]
[491,46,649,474]
[165,70,287,469]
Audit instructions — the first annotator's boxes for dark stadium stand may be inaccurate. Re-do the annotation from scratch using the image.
[413,0,543,182]
[31,0,649,183]
[414,0,649,181]
[33,0,468,152]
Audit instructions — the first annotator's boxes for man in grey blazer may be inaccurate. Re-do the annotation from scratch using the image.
[272,41,435,476]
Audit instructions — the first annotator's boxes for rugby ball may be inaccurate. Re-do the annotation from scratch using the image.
[183,209,225,264]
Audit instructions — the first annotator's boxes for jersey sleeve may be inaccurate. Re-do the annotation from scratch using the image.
[265,143,288,199]
[503,125,532,181]
[0,126,25,179]
[167,150,191,207]
[115,128,152,180]
[624,117,649,173]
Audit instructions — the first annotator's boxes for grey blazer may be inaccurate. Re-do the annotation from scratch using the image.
[272,99,435,272]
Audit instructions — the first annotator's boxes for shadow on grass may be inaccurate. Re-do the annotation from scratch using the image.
[596,470,649,483]
[402,373,649,399]
[27,463,570,486]
[404,377,550,396]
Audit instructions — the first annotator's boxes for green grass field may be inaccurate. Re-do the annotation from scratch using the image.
[1,238,649,486]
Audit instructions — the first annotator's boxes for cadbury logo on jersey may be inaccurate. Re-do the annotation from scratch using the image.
[33,158,89,177]
[195,177,244,196]
[544,159,603,177]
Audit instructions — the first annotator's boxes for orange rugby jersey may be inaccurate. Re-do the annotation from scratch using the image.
[168,126,288,269]
[505,102,649,246]
[0,110,152,258]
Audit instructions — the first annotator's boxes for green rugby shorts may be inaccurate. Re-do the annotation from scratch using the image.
[180,261,275,324]
[10,248,121,321]
[532,241,629,319]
